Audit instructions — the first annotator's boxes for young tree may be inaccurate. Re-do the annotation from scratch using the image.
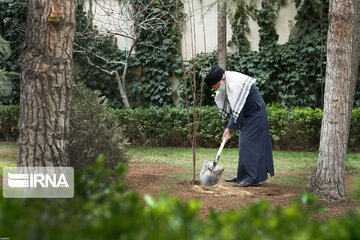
[217,0,227,69]
[307,0,360,201]
[177,0,207,183]
[17,0,76,167]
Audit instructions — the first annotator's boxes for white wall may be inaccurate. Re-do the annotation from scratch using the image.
[86,0,297,58]
[84,0,134,52]
[276,1,297,45]
[181,0,236,60]
[180,0,297,58]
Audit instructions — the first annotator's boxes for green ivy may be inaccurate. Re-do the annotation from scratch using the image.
[228,0,251,52]
[1,0,358,109]
[0,0,27,105]
[129,0,184,107]
[229,0,285,51]
[224,0,331,108]
[258,0,284,48]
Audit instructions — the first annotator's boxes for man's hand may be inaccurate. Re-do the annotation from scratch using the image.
[222,128,231,142]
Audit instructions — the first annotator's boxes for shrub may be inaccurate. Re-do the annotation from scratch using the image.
[0,105,19,141]
[69,82,128,168]
[2,103,360,152]
[266,104,290,149]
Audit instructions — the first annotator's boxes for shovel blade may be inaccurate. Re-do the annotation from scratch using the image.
[200,159,224,186]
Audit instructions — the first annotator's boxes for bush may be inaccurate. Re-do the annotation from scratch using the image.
[69,82,128,168]
[0,105,19,141]
[2,103,360,152]
[113,105,360,151]
[1,155,360,239]
[111,106,227,147]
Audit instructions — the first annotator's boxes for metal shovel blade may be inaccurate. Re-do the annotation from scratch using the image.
[200,159,224,186]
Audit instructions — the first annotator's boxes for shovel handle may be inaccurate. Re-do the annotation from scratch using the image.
[214,138,227,165]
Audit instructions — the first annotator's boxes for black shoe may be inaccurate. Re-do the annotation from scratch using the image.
[225,176,237,182]
[233,182,258,187]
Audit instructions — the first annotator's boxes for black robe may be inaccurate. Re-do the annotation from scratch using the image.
[227,84,274,184]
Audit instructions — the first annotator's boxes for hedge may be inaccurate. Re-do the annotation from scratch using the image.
[1,105,360,151]
[1,155,360,239]
[110,105,360,151]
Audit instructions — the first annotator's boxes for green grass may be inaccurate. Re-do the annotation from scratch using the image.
[126,146,360,186]
[1,142,360,186]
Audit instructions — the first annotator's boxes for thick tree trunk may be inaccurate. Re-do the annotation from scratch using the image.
[17,0,76,167]
[217,0,227,70]
[307,0,360,201]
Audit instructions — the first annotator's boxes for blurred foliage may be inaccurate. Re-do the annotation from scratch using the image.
[69,82,128,168]
[1,155,360,238]
[3,104,360,151]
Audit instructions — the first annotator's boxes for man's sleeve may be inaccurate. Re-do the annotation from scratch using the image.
[226,107,244,130]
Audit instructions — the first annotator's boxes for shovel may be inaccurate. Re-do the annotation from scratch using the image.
[200,138,226,186]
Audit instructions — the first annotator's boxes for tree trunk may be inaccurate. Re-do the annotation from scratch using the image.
[17,0,76,167]
[115,70,130,107]
[217,0,227,70]
[307,0,360,201]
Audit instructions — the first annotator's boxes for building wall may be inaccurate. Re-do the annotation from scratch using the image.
[86,0,297,59]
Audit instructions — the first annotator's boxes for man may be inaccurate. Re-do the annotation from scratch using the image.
[204,66,274,187]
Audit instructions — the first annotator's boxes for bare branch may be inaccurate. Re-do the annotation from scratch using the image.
[74,43,126,66]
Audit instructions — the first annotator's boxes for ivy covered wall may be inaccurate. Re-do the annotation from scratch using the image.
[0,0,359,109]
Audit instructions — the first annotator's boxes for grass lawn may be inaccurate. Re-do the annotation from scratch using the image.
[1,142,360,185]
[127,146,360,186]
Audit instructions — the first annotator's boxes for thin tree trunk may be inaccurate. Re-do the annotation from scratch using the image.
[114,71,131,107]
[18,0,76,167]
[217,0,227,70]
[120,37,138,108]
[307,0,360,201]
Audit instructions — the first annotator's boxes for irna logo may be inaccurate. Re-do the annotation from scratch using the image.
[3,167,74,198]
[8,173,69,188]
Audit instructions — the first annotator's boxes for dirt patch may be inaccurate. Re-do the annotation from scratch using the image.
[124,161,184,195]
[124,161,359,219]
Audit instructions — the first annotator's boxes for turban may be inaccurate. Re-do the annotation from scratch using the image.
[204,66,224,86]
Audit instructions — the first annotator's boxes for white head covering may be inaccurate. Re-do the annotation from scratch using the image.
[214,71,256,123]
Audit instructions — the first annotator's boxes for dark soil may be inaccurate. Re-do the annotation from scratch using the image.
[124,161,359,219]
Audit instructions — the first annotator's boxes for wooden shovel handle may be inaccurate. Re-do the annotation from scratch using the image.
[214,138,227,164]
